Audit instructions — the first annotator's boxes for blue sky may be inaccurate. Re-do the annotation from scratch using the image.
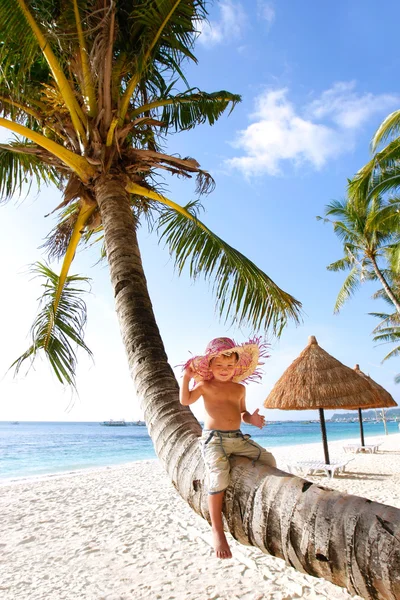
[1,0,399,423]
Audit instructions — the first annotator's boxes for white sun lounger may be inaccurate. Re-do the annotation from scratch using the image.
[343,443,382,454]
[286,458,353,479]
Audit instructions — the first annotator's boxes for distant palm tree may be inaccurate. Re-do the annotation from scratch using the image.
[370,285,400,382]
[1,3,399,598]
[349,108,400,203]
[319,195,400,314]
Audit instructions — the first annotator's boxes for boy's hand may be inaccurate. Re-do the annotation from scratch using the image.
[249,408,265,429]
[183,364,196,380]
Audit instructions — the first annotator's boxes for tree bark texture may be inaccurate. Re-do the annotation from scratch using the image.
[96,177,400,600]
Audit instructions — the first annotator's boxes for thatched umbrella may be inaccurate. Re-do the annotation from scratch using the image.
[264,336,382,464]
[353,364,397,446]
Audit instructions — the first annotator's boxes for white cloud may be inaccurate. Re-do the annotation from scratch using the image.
[227,88,344,176]
[227,83,400,177]
[257,1,275,27]
[308,81,399,129]
[197,0,246,46]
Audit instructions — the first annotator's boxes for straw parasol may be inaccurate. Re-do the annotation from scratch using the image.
[353,364,397,446]
[264,335,383,464]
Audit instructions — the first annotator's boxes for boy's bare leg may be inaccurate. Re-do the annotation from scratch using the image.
[208,491,232,559]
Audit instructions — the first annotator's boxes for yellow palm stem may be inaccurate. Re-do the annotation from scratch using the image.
[125,181,209,233]
[0,96,43,121]
[17,0,87,141]
[0,118,96,182]
[106,117,119,147]
[0,97,67,140]
[44,201,96,349]
[117,0,182,126]
[72,0,97,118]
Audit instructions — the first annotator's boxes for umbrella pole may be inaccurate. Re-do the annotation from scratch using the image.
[318,408,330,464]
[358,408,365,447]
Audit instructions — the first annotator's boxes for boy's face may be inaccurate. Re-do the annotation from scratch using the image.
[209,354,238,382]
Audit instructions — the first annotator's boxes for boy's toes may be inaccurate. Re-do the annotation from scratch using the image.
[213,530,232,559]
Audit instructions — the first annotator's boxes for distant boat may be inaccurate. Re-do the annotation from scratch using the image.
[100,419,127,427]
[133,420,146,426]
[11,421,19,425]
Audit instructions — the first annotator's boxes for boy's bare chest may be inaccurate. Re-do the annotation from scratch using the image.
[203,389,242,411]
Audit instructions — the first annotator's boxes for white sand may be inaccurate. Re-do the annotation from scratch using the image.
[1,432,399,600]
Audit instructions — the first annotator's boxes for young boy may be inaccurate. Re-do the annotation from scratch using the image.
[180,337,276,560]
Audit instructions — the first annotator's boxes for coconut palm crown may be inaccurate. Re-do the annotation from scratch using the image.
[348,106,400,209]
[0,0,302,386]
[318,195,400,314]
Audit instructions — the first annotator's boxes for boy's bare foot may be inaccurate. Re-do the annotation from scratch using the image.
[212,529,232,559]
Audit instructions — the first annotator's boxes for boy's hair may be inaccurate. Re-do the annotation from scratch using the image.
[210,351,239,364]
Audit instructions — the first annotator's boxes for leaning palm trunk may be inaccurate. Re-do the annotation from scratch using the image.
[370,255,400,315]
[96,179,400,600]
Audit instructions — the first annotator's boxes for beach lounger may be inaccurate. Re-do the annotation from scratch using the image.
[343,443,382,454]
[286,458,353,479]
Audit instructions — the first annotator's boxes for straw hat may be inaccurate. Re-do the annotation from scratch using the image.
[353,364,397,408]
[184,336,268,384]
[264,336,382,410]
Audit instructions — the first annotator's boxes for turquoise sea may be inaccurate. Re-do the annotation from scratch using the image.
[0,419,398,482]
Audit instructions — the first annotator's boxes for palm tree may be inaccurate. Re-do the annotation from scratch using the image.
[319,196,400,314]
[371,287,400,383]
[1,3,399,598]
[348,106,400,204]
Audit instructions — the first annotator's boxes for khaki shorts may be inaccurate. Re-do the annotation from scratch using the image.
[201,429,276,494]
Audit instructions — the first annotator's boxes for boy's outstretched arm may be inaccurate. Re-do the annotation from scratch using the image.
[240,388,266,429]
[180,366,204,406]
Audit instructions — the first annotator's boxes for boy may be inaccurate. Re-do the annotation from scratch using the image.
[180,337,276,559]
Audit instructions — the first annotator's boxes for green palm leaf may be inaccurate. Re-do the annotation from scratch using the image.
[132,90,241,132]
[0,0,41,88]
[366,167,400,200]
[372,108,400,152]
[0,141,60,201]
[326,256,353,272]
[11,262,92,388]
[332,266,360,313]
[348,138,400,203]
[156,201,302,335]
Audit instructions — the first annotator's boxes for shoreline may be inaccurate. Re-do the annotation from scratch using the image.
[1,434,399,599]
[1,425,397,484]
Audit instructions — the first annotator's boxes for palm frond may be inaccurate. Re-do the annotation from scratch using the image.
[386,242,400,274]
[377,345,400,362]
[372,109,400,152]
[332,266,360,313]
[0,140,60,202]
[132,90,241,132]
[366,167,400,200]
[348,138,400,203]
[156,201,302,335]
[326,256,353,272]
[369,312,399,326]
[373,328,400,344]
[11,262,92,388]
[118,0,207,122]
[0,0,41,90]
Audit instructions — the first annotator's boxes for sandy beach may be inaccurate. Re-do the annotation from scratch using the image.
[1,432,399,600]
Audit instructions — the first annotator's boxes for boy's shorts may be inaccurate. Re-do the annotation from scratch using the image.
[200,429,276,495]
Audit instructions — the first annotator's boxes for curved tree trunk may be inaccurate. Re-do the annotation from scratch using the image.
[370,254,400,315]
[96,176,400,600]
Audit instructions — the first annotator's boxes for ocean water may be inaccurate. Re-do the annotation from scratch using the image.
[0,419,398,482]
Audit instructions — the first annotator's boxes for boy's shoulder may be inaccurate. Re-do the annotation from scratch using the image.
[233,381,245,397]
[229,381,245,391]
